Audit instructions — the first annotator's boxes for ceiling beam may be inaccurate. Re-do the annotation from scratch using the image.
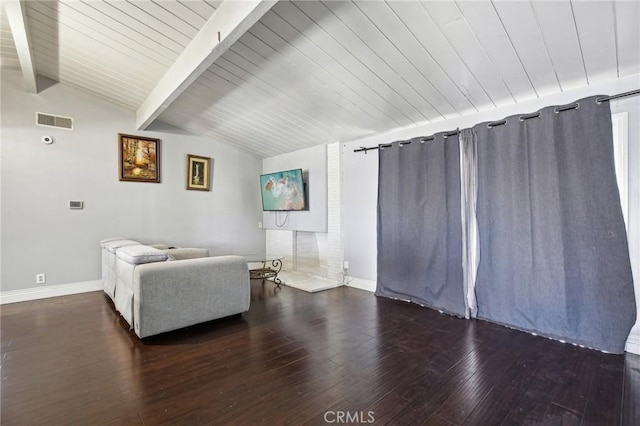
[5,0,37,93]
[136,0,277,130]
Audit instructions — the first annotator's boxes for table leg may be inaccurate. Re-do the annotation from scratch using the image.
[271,258,283,287]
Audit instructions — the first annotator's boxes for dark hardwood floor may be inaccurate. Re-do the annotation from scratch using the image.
[1,281,639,425]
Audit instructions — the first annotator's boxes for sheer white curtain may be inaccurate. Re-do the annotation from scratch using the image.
[459,129,479,319]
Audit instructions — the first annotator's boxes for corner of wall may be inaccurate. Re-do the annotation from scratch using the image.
[347,277,376,293]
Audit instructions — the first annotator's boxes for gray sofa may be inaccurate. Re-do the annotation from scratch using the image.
[100,239,250,338]
[132,255,250,338]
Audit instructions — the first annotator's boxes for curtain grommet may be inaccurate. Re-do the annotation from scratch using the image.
[487,119,507,129]
[519,112,541,122]
[554,103,579,114]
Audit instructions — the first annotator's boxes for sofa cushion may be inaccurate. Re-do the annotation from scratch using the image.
[102,239,140,253]
[117,244,168,265]
[162,247,209,261]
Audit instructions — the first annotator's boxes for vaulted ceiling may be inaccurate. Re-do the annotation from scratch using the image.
[2,1,639,158]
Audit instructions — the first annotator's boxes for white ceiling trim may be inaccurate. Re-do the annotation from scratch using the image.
[136,0,277,130]
[4,0,37,92]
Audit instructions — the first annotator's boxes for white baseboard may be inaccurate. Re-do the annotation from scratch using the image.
[347,277,376,293]
[626,327,640,355]
[0,280,102,305]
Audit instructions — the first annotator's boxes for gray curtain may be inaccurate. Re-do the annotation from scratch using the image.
[474,95,636,353]
[376,133,465,317]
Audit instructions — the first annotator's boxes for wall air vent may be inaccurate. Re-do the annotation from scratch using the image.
[36,112,73,130]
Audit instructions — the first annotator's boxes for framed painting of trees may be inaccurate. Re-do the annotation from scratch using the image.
[118,134,160,183]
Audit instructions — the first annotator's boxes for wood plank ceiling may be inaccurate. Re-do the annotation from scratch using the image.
[2,1,639,158]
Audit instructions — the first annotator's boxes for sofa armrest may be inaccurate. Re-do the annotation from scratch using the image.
[132,255,249,338]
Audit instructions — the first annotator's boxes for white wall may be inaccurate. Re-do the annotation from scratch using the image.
[262,144,327,233]
[1,69,265,292]
[342,143,378,282]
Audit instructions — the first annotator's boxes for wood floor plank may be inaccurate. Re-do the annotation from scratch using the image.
[431,350,518,424]
[501,396,552,425]
[0,282,634,424]
[541,402,582,425]
[582,352,625,425]
[387,366,475,423]
[622,354,640,425]
[356,391,411,424]
[461,350,539,425]
[548,347,600,415]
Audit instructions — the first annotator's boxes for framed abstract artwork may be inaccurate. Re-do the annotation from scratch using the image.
[118,134,160,183]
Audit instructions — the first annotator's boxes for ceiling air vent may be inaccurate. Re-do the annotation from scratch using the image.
[36,112,73,130]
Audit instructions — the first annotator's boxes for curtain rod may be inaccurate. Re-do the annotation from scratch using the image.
[353,146,379,154]
[596,89,640,103]
[353,129,459,154]
[354,89,640,154]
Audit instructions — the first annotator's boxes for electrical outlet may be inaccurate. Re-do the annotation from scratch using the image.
[36,273,46,284]
[343,261,349,270]
[258,221,263,228]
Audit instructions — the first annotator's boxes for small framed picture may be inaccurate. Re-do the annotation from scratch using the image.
[118,134,160,183]
[187,154,211,191]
